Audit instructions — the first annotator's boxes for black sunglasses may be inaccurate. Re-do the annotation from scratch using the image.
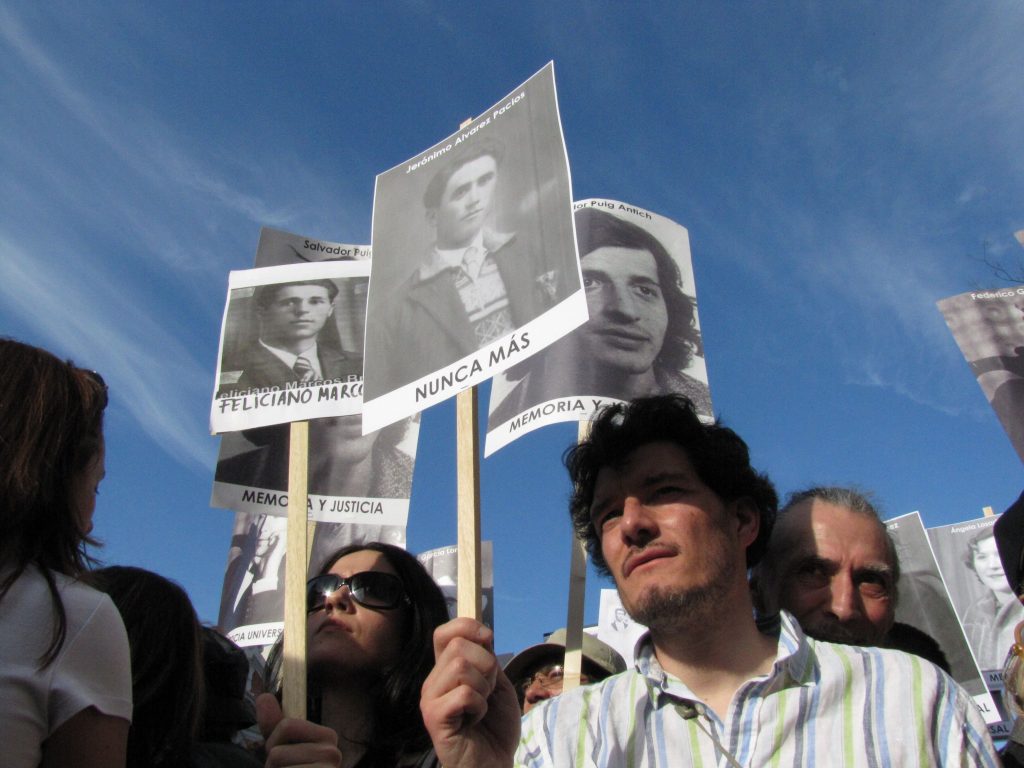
[306,571,410,612]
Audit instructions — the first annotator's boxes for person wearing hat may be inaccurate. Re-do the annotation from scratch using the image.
[503,628,626,713]
[368,139,566,395]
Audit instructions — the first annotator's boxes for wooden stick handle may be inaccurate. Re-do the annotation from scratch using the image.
[283,420,310,718]
[562,419,592,692]
[456,387,482,620]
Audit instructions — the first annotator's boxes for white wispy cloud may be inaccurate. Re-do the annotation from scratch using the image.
[0,230,216,472]
[0,6,308,268]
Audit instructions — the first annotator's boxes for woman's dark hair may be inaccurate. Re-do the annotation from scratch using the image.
[565,395,778,574]
[0,338,108,666]
[266,542,449,763]
[89,566,204,768]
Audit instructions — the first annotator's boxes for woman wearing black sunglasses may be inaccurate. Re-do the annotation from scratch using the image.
[260,542,449,768]
[0,338,131,768]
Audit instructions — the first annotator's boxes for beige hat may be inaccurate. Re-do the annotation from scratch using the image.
[504,627,626,685]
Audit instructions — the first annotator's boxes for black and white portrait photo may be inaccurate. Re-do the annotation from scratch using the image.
[886,512,997,721]
[230,279,359,391]
[596,589,649,668]
[485,199,712,454]
[218,512,288,635]
[929,516,1024,675]
[211,260,370,433]
[938,289,1024,464]
[211,414,418,528]
[416,542,495,629]
[362,62,586,432]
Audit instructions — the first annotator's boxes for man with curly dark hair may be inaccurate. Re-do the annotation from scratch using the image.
[421,395,997,767]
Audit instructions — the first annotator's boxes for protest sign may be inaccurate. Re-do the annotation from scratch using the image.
[362,61,586,433]
[938,289,1024,464]
[217,511,406,649]
[929,513,1024,739]
[485,198,712,455]
[885,512,1000,727]
[596,589,648,668]
[253,226,371,267]
[211,414,418,528]
[211,260,370,433]
[928,515,1024,678]
[417,541,495,629]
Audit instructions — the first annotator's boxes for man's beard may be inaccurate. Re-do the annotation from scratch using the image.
[627,557,734,634]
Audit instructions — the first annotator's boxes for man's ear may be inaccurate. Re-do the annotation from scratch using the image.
[730,497,760,551]
[425,208,437,229]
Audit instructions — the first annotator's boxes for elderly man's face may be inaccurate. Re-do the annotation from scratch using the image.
[433,155,498,249]
[579,247,668,375]
[770,500,896,645]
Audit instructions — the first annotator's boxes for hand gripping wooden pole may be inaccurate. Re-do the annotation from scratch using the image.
[561,419,591,693]
[283,420,310,718]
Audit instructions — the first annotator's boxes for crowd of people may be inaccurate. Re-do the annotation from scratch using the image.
[3,336,1022,767]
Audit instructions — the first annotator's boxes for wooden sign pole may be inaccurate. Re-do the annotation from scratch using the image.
[456,388,482,620]
[561,419,591,692]
[454,116,483,622]
[282,420,310,718]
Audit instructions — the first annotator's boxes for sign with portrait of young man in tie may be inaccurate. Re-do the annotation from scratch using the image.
[211,260,371,433]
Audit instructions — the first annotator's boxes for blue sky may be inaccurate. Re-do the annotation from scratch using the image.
[2,1,1022,656]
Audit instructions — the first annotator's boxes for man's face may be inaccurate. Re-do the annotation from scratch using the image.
[432,155,498,249]
[771,499,896,645]
[579,247,669,376]
[255,529,278,559]
[590,441,755,630]
[972,536,1010,594]
[260,284,334,348]
[518,658,594,714]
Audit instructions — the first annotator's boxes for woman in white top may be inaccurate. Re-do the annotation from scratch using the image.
[0,338,133,768]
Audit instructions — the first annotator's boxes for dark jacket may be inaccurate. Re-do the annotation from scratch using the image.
[368,230,561,394]
[234,343,362,391]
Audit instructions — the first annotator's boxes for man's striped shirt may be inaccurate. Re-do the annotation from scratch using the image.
[516,613,997,767]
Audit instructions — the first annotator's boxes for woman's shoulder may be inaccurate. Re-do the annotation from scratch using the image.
[3,566,128,658]
[27,566,118,619]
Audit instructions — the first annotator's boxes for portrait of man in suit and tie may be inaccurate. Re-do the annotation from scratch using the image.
[231,279,362,390]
